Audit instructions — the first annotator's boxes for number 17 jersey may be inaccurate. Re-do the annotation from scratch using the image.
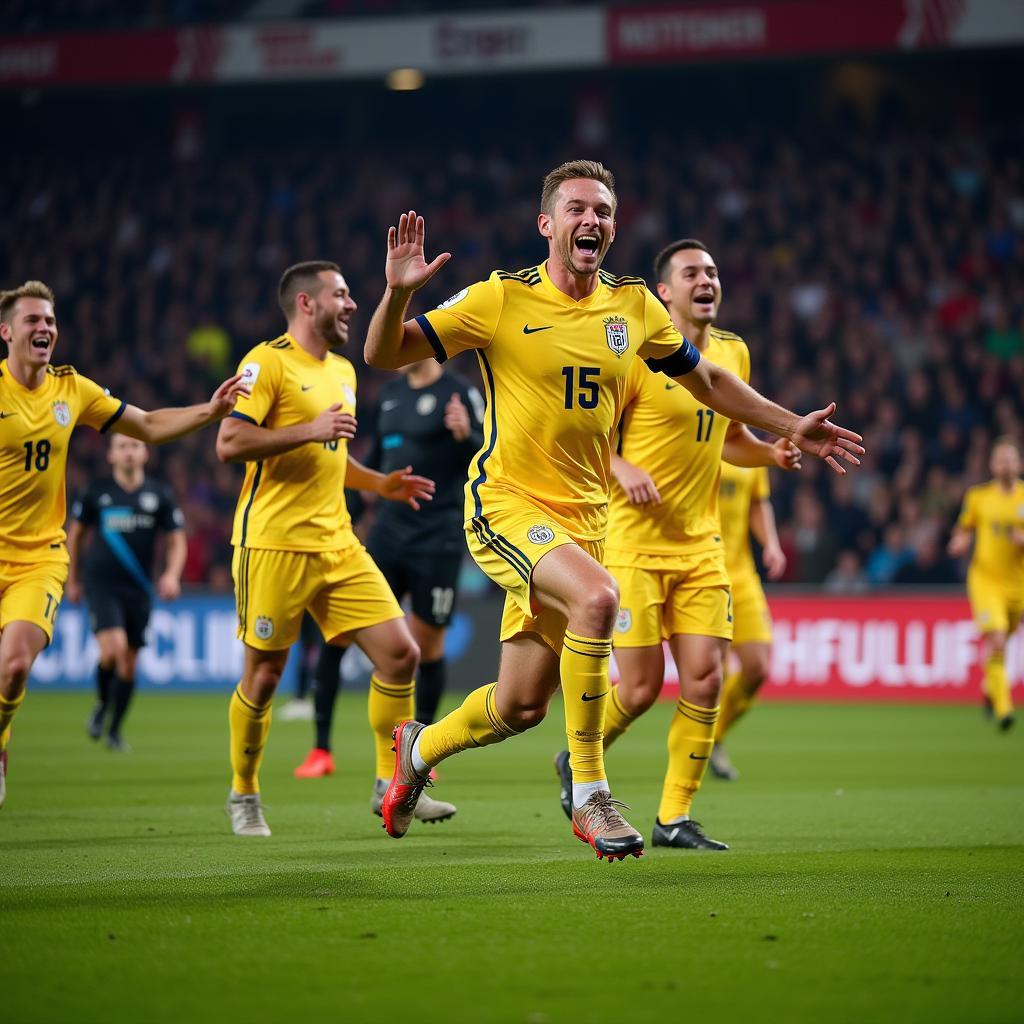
[416,261,698,541]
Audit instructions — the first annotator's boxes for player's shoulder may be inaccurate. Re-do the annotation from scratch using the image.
[709,326,747,346]
[492,265,543,289]
[328,351,356,377]
[46,362,80,378]
[598,269,648,291]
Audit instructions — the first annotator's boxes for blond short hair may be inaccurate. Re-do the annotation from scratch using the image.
[0,280,56,323]
[540,160,617,216]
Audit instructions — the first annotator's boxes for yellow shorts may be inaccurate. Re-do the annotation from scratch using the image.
[967,570,1024,635]
[232,543,403,651]
[0,559,67,643]
[466,503,603,654]
[606,550,732,648]
[729,570,773,646]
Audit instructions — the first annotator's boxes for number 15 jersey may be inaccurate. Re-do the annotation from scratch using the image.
[416,261,699,541]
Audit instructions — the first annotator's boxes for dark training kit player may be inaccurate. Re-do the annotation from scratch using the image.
[66,434,186,752]
[295,357,484,779]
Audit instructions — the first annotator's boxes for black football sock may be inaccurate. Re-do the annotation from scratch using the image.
[314,644,345,752]
[96,663,115,708]
[415,658,447,726]
[107,676,135,739]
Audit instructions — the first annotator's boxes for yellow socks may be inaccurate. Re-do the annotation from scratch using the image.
[368,676,415,780]
[602,686,636,750]
[657,698,720,823]
[715,669,755,741]
[0,689,26,752]
[984,650,1014,720]
[561,630,613,784]
[417,683,517,766]
[229,685,272,795]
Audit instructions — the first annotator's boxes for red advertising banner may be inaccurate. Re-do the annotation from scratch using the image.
[607,0,1024,64]
[619,593,1024,702]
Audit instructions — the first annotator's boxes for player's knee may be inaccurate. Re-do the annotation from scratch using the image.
[620,677,660,715]
[505,698,548,732]
[248,662,284,704]
[572,581,619,635]
[0,650,34,688]
[380,639,420,680]
[746,653,770,689]
[687,665,725,708]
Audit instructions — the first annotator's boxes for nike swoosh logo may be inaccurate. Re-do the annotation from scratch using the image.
[689,752,708,760]
[665,382,678,390]
[523,325,552,335]
[0,411,17,418]
[243,747,263,755]
[301,385,313,392]
[581,691,608,702]
[669,827,680,841]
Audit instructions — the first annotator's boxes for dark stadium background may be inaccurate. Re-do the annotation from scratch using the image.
[2,0,1022,697]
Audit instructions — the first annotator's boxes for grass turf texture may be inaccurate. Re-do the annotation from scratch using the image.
[1,693,1021,1024]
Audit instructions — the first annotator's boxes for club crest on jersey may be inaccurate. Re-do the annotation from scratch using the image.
[52,400,71,427]
[616,608,632,633]
[139,492,159,512]
[416,394,437,416]
[604,316,629,356]
[527,525,555,545]
[254,616,274,640]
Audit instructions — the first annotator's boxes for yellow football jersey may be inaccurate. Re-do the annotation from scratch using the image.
[957,479,1024,590]
[229,335,358,552]
[0,359,125,564]
[719,463,770,579]
[417,261,697,541]
[605,329,750,557]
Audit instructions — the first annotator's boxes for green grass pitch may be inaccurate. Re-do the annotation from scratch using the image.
[1,691,1021,1024]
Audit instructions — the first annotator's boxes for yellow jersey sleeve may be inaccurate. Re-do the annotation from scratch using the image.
[957,487,977,530]
[415,276,505,362]
[231,345,285,426]
[637,287,701,374]
[76,374,126,432]
[752,465,770,501]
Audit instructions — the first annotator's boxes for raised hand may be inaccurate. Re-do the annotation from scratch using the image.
[309,403,358,443]
[772,437,802,472]
[208,374,251,419]
[791,403,864,475]
[386,210,452,293]
[444,393,471,441]
[380,465,436,510]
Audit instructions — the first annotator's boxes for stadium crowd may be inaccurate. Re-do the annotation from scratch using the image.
[3,95,1022,591]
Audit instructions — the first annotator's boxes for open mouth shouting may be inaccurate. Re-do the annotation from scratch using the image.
[574,232,601,260]
[30,333,53,356]
[692,288,717,315]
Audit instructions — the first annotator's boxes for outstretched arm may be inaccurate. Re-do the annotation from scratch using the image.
[346,457,435,511]
[365,210,452,369]
[677,360,863,474]
[722,421,801,471]
[114,374,250,445]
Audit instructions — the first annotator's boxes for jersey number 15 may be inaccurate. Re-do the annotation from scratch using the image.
[562,366,601,410]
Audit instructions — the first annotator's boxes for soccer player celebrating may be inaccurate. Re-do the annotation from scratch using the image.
[365,161,863,861]
[709,461,787,781]
[216,261,454,837]
[0,280,248,809]
[294,357,483,779]
[66,434,187,751]
[948,436,1024,730]
[555,239,800,850]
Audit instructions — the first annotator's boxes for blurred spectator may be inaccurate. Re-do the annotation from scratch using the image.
[823,550,870,594]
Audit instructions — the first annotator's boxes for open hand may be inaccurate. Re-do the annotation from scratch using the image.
[791,404,864,475]
[386,210,452,293]
[380,465,436,510]
[772,437,802,472]
[208,374,251,419]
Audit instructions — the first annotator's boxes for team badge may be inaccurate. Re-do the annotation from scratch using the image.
[139,492,159,512]
[616,608,632,633]
[437,288,468,309]
[343,383,357,407]
[527,525,555,545]
[240,362,261,386]
[604,316,629,356]
[254,615,274,640]
[416,394,437,416]
[52,400,71,427]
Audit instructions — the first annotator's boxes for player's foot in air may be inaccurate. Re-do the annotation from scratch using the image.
[105,734,131,753]
[293,747,335,778]
[553,750,573,820]
[709,743,739,781]
[572,791,644,861]
[0,748,7,810]
[998,712,1015,732]
[86,703,106,741]
[652,818,729,851]
[227,790,272,837]
[380,720,430,838]
[371,777,456,824]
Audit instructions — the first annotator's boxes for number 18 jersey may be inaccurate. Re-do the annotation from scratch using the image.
[417,261,698,541]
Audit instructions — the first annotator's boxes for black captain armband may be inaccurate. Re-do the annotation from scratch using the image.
[645,338,701,378]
